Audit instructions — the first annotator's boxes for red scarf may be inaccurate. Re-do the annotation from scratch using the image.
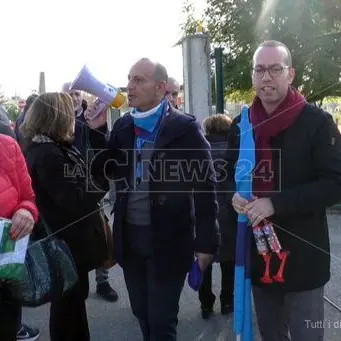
[250,87,306,197]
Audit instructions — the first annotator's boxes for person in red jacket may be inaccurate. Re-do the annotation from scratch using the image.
[0,134,39,341]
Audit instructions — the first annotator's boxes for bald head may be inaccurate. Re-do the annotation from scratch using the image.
[165,77,180,107]
[127,58,168,111]
[131,58,168,82]
[167,77,179,88]
[61,82,72,93]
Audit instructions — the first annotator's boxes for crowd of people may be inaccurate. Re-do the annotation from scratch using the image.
[0,39,340,341]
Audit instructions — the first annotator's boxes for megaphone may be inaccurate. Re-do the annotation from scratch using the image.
[69,65,125,109]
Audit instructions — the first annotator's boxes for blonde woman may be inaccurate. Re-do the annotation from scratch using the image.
[21,92,108,341]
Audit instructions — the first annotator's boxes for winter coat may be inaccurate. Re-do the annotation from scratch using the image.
[90,106,220,279]
[25,140,108,272]
[0,134,38,221]
[206,133,237,262]
[226,103,341,292]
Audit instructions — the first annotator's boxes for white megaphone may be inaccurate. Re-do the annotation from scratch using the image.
[69,65,125,110]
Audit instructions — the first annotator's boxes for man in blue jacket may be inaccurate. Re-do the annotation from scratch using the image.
[88,58,219,341]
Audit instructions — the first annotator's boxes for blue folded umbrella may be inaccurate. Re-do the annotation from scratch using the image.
[188,259,203,291]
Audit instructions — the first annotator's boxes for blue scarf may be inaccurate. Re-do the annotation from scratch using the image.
[234,106,254,341]
[130,99,167,184]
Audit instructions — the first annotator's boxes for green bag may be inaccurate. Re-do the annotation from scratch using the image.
[0,218,29,281]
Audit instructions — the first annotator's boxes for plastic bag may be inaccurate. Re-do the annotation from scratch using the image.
[9,235,78,307]
[0,218,29,281]
[188,259,203,291]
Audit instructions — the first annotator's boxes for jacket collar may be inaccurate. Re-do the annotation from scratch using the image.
[115,105,195,149]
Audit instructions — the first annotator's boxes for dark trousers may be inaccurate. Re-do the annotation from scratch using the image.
[0,287,21,341]
[199,261,235,308]
[50,270,90,341]
[16,306,22,330]
[123,223,186,341]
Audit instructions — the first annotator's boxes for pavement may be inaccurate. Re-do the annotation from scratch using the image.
[22,212,341,340]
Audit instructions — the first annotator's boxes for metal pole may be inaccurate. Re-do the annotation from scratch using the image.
[215,47,224,114]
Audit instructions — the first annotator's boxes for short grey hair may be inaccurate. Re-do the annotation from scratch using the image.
[254,40,292,67]
[153,62,168,83]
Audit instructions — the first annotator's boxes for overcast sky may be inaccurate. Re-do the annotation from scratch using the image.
[0,0,206,97]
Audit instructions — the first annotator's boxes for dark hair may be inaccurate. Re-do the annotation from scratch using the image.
[254,40,292,66]
[203,114,232,136]
[23,94,39,114]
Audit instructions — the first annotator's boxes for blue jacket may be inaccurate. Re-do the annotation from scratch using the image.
[90,106,220,279]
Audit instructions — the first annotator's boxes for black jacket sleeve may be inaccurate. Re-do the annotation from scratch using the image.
[89,123,116,182]
[187,121,220,254]
[270,114,341,215]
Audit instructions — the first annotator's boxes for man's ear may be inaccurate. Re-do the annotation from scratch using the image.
[157,81,167,96]
[288,67,295,85]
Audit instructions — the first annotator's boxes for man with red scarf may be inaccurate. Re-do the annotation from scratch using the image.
[229,40,341,341]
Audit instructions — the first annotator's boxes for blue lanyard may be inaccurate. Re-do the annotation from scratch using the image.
[135,138,144,186]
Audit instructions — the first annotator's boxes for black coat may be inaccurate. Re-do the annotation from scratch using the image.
[227,104,341,292]
[90,107,220,279]
[25,141,108,272]
[205,134,237,262]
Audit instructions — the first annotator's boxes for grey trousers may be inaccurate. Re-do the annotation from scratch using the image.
[253,285,324,341]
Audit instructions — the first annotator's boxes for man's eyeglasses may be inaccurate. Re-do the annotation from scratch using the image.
[252,65,290,78]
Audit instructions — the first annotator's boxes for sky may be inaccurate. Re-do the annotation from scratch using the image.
[0,0,206,98]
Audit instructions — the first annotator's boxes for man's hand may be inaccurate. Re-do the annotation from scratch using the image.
[244,198,275,227]
[196,253,214,272]
[85,109,107,130]
[10,209,35,240]
[232,192,257,214]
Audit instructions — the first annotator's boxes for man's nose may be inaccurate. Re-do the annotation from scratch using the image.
[262,69,272,81]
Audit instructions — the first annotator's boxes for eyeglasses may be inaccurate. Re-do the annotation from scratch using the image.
[252,65,290,78]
